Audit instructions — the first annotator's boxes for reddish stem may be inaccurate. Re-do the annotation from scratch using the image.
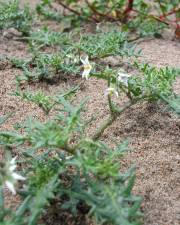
[159,7,180,19]
[85,0,117,21]
[123,0,134,15]
[131,8,179,26]
[122,0,134,22]
[57,0,99,22]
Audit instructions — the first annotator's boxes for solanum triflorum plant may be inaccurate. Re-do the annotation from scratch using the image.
[0,1,179,224]
[0,0,33,35]
[7,29,138,82]
[0,57,178,225]
[0,56,179,225]
[0,97,142,225]
[81,60,177,140]
[54,0,179,37]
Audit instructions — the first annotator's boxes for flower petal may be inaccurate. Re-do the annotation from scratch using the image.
[105,87,119,97]
[9,164,16,172]
[115,91,119,97]
[84,56,89,64]
[10,156,17,165]
[82,69,90,79]
[5,181,16,195]
[118,72,131,86]
[80,57,86,65]
[80,55,92,79]
[12,172,26,181]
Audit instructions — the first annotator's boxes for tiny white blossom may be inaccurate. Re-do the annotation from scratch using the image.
[118,71,131,87]
[4,157,26,195]
[65,155,74,160]
[105,87,119,97]
[80,56,92,79]
[5,180,16,195]
[12,172,25,181]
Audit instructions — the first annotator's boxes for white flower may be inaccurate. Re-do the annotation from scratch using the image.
[118,71,131,87]
[105,87,119,97]
[65,155,74,160]
[80,56,92,79]
[4,157,26,195]
[5,180,16,195]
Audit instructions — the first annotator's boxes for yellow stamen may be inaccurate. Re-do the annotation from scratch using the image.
[83,65,92,70]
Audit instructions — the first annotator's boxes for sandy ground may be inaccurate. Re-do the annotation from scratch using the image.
[0,0,180,224]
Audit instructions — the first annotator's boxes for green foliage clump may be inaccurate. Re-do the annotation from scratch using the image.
[0,0,33,35]
[28,28,71,48]
[75,31,137,58]
[36,0,63,22]
[128,63,177,100]
[0,97,142,225]
[15,89,54,114]
[57,0,179,37]
[9,29,139,81]
[23,52,80,80]
[162,96,180,116]
[125,17,167,37]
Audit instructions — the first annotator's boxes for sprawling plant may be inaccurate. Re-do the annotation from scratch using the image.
[0,0,33,35]
[1,53,179,224]
[0,94,143,225]
[5,28,138,81]
[0,1,179,224]
[36,0,63,22]
[162,96,180,116]
[53,0,179,37]
[89,63,178,139]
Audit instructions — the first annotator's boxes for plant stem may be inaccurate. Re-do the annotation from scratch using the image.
[57,0,99,22]
[107,79,116,116]
[0,186,4,221]
[122,0,134,22]
[92,100,137,141]
[85,0,116,21]
[92,115,115,141]
[108,95,115,116]
[57,1,81,17]
[131,9,169,25]
[123,0,134,15]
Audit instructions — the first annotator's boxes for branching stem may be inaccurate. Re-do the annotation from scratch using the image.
[108,95,115,116]
[123,0,134,16]
[85,0,117,21]
[0,187,4,221]
[56,0,99,22]
[92,99,138,141]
